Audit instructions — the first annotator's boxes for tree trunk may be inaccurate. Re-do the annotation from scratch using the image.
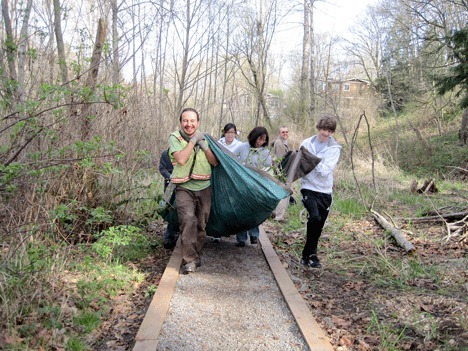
[53,0,68,85]
[308,0,316,124]
[111,0,120,85]
[81,18,106,141]
[459,108,468,145]
[300,0,310,127]
[17,0,33,105]
[2,0,18,110]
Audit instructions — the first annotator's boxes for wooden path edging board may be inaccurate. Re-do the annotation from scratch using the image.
[133,228,333,351]
[259,227,334,351]
[133,241,182,351]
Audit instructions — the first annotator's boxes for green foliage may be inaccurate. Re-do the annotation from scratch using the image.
[92,225,150,262]
[434,27,468,108]
[372,255,440,290]
[85,206,113,227]
[39,305,63,329]
[0,162,24,192]
[145,284,157,298]
[66,337,87,351]
[398,132,467,178]
[282,202,305,232]
[75,261,144,311]
[367,309,407,350]
[49,203,78,225]
[332,196,367,218]
[73,311,101,333]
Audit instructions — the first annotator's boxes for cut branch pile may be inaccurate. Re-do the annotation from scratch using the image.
[444,215,467,243]
[410,178,439,194]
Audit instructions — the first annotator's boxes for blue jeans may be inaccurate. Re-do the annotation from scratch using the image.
[236,226,259,243]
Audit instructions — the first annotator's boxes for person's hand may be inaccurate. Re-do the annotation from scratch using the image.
[197,139,208,151]
[190,131,205,145]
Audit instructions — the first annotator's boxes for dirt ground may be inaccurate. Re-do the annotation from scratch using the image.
[263,217,467,351]
[92,213,466,351]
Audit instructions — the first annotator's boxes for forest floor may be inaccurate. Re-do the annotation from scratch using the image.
[92,205,467,351]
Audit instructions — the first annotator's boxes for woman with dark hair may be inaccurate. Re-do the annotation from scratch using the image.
[218,123,241,152]
[232,126,272,247]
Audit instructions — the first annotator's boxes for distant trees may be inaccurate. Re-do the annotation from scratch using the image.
[341,0,466,134]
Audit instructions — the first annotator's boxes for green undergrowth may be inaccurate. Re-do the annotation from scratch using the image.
[398,132,467,179]
[0,225,162,350]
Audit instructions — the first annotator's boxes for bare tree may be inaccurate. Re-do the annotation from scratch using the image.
[231,0,282,128]
[53,0,68,85]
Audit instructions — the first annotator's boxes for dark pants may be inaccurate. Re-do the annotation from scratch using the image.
[301,189,332,259]
[176,186,212,264]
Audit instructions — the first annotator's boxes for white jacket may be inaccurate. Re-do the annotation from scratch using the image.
[218,137,241,152]
[300,135,341,194]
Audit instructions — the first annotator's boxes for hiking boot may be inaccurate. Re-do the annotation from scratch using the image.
[184,261,197,273]
[163,239,177,250]
[250,236,258,244]
[236,241,246,247]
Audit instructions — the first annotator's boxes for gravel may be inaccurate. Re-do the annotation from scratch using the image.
[156,234,310,351]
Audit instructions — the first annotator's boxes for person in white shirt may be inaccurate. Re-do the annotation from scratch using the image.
[218,123,241,152]
[299,116,341,268]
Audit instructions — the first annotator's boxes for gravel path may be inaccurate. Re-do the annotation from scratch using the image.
[156,234,310,351]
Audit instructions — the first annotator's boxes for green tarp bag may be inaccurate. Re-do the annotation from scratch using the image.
[206,134,290,236]
[160,135,290,237]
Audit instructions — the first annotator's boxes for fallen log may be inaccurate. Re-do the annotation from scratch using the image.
[403,211,468,223]
[371,210,416,253]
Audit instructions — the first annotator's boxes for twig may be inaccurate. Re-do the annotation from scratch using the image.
[350,112,377,211]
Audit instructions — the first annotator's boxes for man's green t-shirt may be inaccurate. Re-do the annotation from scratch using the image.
[168,133,211,191]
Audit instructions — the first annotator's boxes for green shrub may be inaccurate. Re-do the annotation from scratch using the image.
[92,225,150,262]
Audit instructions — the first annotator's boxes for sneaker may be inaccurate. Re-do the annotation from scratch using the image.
[212,237,221,243]
[309,255,321,268]
[184,261,197,273]
[235,241,246,247]
[301,256,321,268]
[250,236,258,244]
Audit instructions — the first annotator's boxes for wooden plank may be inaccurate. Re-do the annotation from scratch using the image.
[133,240,182,351]
[259,227,334,351]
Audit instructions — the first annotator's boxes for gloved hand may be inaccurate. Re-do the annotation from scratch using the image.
[197,139,208,151]
[190,131,205,145]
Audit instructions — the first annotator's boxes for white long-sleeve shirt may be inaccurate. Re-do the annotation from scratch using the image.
[300,135,341,194]
[218,137,242,152]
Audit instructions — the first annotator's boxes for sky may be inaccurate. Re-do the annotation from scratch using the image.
[314,0,377,36]
[273,0,377,84]
[276,0,377,51]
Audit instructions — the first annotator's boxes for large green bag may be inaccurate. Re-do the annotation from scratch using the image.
[160,135,290,236]
[206,135,290,236]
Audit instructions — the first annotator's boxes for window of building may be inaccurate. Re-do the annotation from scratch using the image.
[343,83,350,91]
